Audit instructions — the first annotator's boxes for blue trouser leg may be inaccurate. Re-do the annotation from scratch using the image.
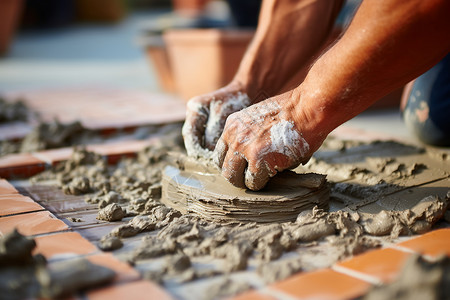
[403,53,450,146]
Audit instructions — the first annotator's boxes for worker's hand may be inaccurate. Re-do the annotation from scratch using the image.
[213,90,323,191]
[182,83,252,157]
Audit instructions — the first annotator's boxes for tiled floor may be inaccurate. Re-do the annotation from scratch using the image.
[1,139,449,299]
[0,138,158,179]
[0,175,174,299]
[3,87,186,134]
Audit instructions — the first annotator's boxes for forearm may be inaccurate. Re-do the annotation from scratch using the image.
[233,0,343,101]
[297,0,450,141]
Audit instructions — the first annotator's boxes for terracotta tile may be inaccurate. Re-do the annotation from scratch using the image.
[32,147,73,166]
[86,253,140,283]
[271,268,371,300]
[0,153,46,168]
[87,139,156,164]
[88,140,152,155]
[0,179,19,194]
[7,88,186,130]
[0,194,44,216]
[0,153,46,179]
[34,232,97,259]
[87,280,173,300]
[336,248,411,283]
[231,290,276,300]
[397,229,450,258]
[0,210,68,236]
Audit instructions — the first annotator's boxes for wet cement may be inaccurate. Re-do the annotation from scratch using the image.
[27,134,450,300]
[0,97,28,123]
[0,115,183,156]
[161,153,330,223]
[0,230,115,299]
[363,254,450,300]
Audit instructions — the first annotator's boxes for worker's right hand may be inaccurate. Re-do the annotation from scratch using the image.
[182,82,252,157]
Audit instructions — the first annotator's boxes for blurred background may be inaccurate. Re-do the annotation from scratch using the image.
[0,0,264,99]
[0,0,367,99]
[1,0,410,143]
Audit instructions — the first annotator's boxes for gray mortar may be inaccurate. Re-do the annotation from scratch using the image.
[0,230,115,299]
[0,97,28,123]
[97,203,125,222]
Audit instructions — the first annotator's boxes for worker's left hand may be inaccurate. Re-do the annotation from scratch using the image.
[213,90,322,191]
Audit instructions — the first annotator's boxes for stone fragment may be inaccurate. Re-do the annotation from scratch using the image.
[98,236,123,251]
[97,203,125,222]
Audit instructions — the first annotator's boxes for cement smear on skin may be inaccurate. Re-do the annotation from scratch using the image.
[269,119,309,162]
[30,133,450,299]
[204,92,251,148]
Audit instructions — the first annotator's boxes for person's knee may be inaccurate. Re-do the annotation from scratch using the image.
[402,54,450,146]
[403,101,450,146]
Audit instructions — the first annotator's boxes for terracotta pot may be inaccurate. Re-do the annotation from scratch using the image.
[0,0,23,55]
[140,35,176,93]
[76,0,126,22]
[171,0,209,17]
[163,29,254,100]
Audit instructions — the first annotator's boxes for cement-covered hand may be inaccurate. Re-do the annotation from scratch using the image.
[182,83,251,158]
[213,90,316,191]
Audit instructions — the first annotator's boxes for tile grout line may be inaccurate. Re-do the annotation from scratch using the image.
[387,244,418,255]
[260,287,300,300]
[331,265,382,286]
[0,208,46,218]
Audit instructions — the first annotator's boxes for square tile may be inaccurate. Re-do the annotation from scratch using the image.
[87,280,173,300]
[87,140,154,157]
[87,139,155,164]
[0,153,46,179]
[231,291,276,300]
[0,194,44,216]
[271,268,371,300]
[0,210,68,236]
[7,88,186,130]
[0,179,19,194]
[397,229,450,258]
[336,248,411,283]
[86,253,140,283]
[32,147,74,166]
[34,232,97,259]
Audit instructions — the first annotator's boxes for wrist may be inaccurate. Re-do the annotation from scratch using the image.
[289,85,332,152]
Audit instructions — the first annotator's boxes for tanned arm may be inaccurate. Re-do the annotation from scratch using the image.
[183,0,343,156]
[215,0,450,190]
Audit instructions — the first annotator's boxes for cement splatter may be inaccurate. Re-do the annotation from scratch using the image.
[0,230,115,299]
[29,135,450,300]
[363,254,450,300]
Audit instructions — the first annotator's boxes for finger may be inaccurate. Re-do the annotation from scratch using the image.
[221,151,248,189]
[213,138,228,168]
[245,160,273,191]
[300,155,312,165]
[182,99,209,156]
[204,100,225,150]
